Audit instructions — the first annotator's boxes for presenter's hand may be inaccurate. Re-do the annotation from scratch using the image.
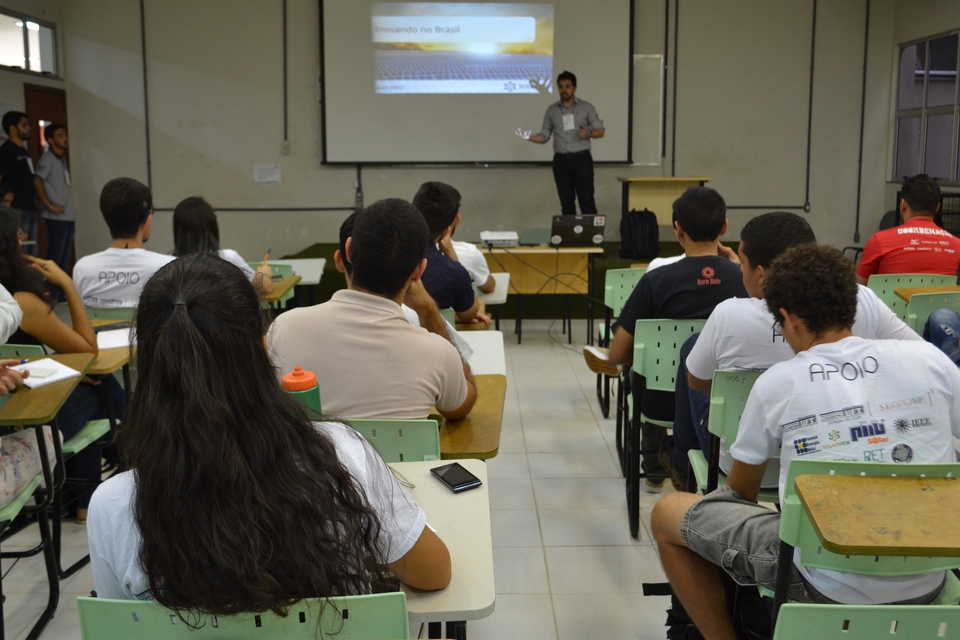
[515,128,532,140]
[578,126,591,139]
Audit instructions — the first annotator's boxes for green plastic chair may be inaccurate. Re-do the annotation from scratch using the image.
[77,592,410,639]
[686,370,779,501]
[85,307,136,321]
[626,319,705,537]
[771,459,960,622]
[866,273,955,321]
[0,425,60,639]
[250,262,295,309]
[0,343,45,358]
[773,603,960,639]
[595,268,647,472]
[906,291,960,334]
[348,419,440,462]
[439,308,456,325]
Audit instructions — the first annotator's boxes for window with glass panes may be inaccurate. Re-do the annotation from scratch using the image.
[0,9,56,75]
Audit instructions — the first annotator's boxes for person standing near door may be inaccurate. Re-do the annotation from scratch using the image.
[0,111,38,256]
[34,123,75,301]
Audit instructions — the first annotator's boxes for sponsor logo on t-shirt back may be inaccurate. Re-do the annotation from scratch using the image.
[793,436,820,456]
[891,443,914,463]
[809,357,878,382]
[822,429,851,449]
[849,420,885,443]
[99,271,141,284]
[868,393,932,414]
[863,449,885,462]
[820,406,865,423]
[697,266,721,286]
[896,226,954,237]
[782,415,818,432]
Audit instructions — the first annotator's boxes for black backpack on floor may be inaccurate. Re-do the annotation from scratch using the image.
[618,208,660,260]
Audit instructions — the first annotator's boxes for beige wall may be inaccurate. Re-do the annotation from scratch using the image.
[6,0,959,260]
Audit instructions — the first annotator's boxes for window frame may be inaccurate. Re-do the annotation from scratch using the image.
[894,31,960,185]
[0,6,58,78]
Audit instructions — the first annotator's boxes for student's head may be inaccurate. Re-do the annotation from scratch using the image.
[0,206,50,305]
[2,111,28,141]
[172,196,220,257]
[348,199,428,298]
[557,70,577,102]
[99,177,153,241]
[0,184,12,207]
[900,173,941,218]
[129,252,388,614]
[412,182,461,242]
[334,210,360,279]
[43,123,66,152]
[764,244,857,344]
[738,211,816,299]
[672,186,727,243]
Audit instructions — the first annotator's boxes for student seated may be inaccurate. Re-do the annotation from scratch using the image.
[922,308,960,366]
[73,178,174,308]
[582,186,747,491]
[672,212,919,486]
[0,206,125,522]
[87,253,451,607]
[172,196,273,294]
[652,245,960,640]
[412,182,491,325]
[856,173,960,283]
[269,199,477,420]
[443,203,496,294]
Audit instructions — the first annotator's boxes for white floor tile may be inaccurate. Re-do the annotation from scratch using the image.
[485,453,530,479]
[527,453,620,479]
[523,428,609,454]
[539,509,648,546]
[492,547,550,594]
[487,478,536,510]
[466,594,557,640]
[532,478,626,510]
[544,545,667,594]
[490,509,542,547]
[553,592,668,640]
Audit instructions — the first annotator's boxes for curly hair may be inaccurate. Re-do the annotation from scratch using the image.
[763,245,857,336]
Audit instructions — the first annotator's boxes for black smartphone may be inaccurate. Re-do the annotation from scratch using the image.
[430,462,482,493]
[271,274,284,281]
[93,321,132,333]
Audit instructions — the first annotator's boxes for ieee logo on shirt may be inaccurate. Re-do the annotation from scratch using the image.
[793,436,820,456]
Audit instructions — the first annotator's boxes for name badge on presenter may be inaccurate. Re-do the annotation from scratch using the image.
[562,113,575,131]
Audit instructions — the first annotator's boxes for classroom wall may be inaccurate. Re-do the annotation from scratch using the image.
[12,0,958,262]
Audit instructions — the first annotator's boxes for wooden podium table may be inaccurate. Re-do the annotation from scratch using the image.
[615,176,712,225]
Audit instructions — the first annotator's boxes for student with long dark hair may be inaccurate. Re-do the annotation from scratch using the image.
[87,253,450,613]
[172,196,274,294]
[0,205,125,522]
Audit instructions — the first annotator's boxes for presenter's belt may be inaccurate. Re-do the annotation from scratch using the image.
[554,149,591,157]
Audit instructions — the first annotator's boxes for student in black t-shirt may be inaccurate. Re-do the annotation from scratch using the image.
[583,187,747,491]
[0,112,37,256]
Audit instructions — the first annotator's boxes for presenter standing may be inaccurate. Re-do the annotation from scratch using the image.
[525,71,604,215]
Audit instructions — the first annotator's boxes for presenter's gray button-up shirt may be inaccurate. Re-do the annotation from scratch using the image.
[538,98,604,154]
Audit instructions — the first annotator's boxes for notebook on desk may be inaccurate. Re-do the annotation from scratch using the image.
[549,215,606,247]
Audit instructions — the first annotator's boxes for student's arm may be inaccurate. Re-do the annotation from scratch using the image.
[438,359,477,421]
[725,459,769,503]
[478,275,496,294]
[0,283,22,343]
[688,373,712,394]
[33,175,64,214]
[253,263,274,295]
[17,256,98,355]
[607,326,634,367]
[387,524,452,591]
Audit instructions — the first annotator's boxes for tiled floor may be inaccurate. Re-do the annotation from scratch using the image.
[3,319,675,640]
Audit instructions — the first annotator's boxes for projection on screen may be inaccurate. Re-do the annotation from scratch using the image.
[371,3,554,94]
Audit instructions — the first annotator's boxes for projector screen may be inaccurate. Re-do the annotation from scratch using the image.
[321,0,633,164]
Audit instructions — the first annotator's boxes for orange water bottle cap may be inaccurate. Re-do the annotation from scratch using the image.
[281,366,317,391]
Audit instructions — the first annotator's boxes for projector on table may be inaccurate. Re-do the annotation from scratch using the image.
[479,231,519,248]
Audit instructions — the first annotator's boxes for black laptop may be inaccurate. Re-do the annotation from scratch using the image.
[549,215,606,247]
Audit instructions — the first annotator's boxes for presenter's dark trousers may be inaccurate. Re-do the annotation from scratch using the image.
[552,150,597,215]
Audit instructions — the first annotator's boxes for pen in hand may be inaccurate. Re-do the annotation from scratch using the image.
[261,247,272,267]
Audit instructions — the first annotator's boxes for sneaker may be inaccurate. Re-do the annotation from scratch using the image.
[583,346,623,377]
[645,478,665,493]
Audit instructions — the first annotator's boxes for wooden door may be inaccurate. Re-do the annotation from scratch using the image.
[23,84,68,265]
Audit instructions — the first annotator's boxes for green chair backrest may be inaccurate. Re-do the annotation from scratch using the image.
[249,263,295,277]
[77,593,409,639]
[0,344,46,358]
[439,308,456,325]
[348,419,440,462]
[519,228,551,245]
[866,273,955,320]
[773,603,960,639]
[86,307,136,321]
[604,268,646,315]
[707,370,763,446]
[632,319,706,392]
[780,459,960,576]
[906,291,960,333]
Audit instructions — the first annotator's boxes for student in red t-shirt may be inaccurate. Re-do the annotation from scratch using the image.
[856,173,960,284]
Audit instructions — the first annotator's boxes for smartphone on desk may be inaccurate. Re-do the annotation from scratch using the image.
[430,462,482,493]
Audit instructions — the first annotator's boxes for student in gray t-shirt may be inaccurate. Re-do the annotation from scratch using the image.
[34,123,76,301]
[525,70,605,216]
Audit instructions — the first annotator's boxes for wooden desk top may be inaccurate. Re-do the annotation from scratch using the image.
[615,176,711,183]
[894,285,960,301]
[0,353,94,426]
[795,474,960,557]
[263,275,301,302]
[439,374,506,460]
[484,244,603,255]
[90,319,133,375]
[390,459,495,623]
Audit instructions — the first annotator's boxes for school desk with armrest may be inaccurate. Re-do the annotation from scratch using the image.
[866,273,956,319]
[476,272,510,330]
[439,374,506,461]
